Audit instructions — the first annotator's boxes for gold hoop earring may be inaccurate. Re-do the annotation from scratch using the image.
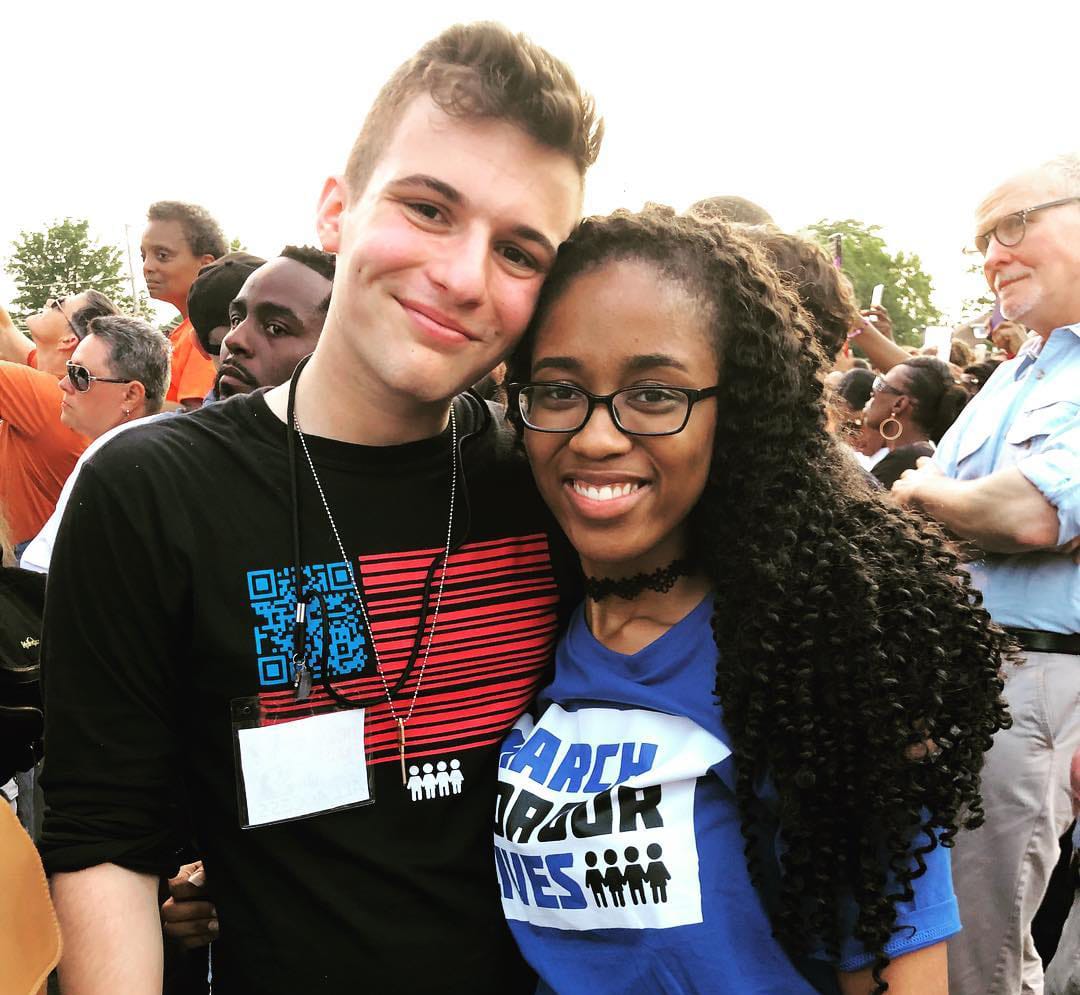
[879,416,903,442]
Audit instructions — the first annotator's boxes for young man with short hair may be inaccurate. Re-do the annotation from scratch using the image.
[142,200,227,411]
[187,251,268,365]
[215,245,334,398]
[42,22,600,994]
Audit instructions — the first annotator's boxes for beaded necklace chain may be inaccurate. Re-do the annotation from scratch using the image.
[293,406,458,785]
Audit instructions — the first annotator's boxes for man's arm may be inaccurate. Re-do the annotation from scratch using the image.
[52,864,163,994]
[40,446,190,992]
[0,302,33,365]
[891,459,1062,554]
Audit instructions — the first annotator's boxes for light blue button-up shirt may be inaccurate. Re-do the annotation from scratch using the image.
[934,323,1079,633]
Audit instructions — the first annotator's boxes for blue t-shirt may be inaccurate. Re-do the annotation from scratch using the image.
[495,596,960,994]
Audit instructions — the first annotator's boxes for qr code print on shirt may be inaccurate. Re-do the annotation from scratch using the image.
[245,562,368,687]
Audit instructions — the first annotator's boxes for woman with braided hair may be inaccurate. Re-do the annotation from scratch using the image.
[861,356,972,489]
[493,206,1012,994]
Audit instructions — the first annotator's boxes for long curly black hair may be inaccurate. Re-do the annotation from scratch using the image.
[506,206,1013,992]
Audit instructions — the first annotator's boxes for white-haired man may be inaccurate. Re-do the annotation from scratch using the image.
[894,154,1080,995]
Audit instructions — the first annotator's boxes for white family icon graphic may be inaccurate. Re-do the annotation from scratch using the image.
[408,759,464,800]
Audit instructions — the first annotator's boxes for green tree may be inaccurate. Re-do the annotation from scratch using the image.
[228,236,247,253]
[959,261,995,323]
[5,217,152,322]
[802,219,942,347]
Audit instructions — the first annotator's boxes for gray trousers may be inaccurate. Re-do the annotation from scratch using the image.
[948,650,1080,995]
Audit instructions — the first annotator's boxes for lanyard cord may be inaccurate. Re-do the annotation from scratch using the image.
[285,357,458,713]
[287,359,309,690]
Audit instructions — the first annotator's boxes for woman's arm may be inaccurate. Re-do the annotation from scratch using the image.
[837,941,948,995]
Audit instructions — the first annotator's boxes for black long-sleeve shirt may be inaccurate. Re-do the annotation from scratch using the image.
[41,389,579,994]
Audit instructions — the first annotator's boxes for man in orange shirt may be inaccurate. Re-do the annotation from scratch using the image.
[0,293,116,551]
[141,201,226,411]
[0,291,114,371]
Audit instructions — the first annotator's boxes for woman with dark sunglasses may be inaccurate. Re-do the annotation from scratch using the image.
[861,357,972,490]
[496,207,1011,995]
[21,316,171,574]
[57,317,168,444]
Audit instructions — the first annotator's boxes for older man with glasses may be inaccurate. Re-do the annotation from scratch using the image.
[0,291,117,555]
[894,154,1080,995]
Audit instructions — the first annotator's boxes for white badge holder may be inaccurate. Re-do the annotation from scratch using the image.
[230,696,376,829]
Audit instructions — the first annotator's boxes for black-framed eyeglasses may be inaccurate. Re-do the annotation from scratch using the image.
[508,381,721,436]
[967,197,1080,256]
[871,375,905,397]
[46,296,81,340]
[65,361,134,393]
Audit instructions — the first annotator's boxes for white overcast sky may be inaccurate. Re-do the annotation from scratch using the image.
[4,0,1078,323]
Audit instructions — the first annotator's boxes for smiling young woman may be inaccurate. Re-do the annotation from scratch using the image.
[511,257,720,585]
[497,207,1013,995]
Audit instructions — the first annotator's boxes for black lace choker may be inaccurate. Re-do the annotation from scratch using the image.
[584,558,696,601]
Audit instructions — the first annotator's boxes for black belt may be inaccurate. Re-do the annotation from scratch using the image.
[1004,627,1080,656]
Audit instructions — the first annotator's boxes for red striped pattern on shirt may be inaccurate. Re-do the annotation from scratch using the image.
[257,533,559,765]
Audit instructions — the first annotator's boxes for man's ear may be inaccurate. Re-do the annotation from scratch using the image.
[316,175,349,254]
[198,253,217,268]
[124,379,147,414]
[57,334,79,357]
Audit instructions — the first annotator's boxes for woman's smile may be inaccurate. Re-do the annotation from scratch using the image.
[565,476,650,517]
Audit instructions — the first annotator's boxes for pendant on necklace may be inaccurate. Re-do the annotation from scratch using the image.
[292,657,312,701]
[396,718,407,786]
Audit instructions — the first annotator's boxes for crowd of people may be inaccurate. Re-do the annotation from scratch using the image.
[0,20,1077,995]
